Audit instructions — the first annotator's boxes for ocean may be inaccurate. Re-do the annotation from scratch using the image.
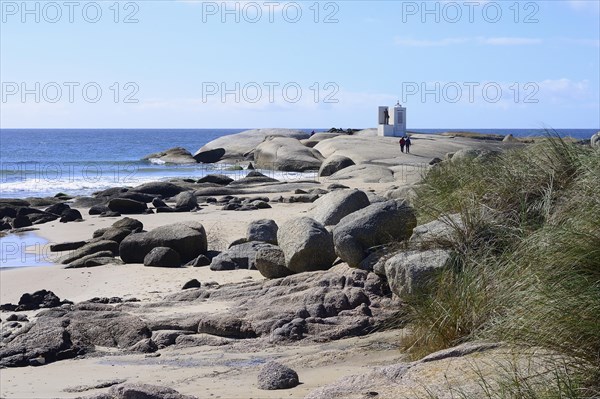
[0,128,597,199]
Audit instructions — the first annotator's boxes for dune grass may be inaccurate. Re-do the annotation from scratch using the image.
[400,136,600,397]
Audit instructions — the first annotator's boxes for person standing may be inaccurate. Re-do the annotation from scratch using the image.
[399,137,406,153]
[405,136,412,153]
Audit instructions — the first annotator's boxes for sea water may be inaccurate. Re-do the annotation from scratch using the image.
[0,128,597,199]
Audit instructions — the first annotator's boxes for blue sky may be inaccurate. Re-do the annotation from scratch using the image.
[1,0,599,129]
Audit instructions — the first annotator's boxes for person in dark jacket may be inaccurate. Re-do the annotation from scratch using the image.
[405,136,412,153]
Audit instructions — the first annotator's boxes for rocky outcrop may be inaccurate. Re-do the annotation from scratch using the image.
[254,136,324,171]
[333,200,417,268]
[318,155,355,177]
[257,361,299,390]
[309,189,370,226]
[142,147,197,164]
[0,307,151,368]
[119,222,207,264]
[194,128,309,162]
[277,217,336,273]
[163,264,394,343]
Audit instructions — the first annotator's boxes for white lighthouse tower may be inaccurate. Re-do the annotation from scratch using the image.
[377,102,407,137]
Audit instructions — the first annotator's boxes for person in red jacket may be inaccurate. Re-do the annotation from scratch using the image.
[399,137,406,153]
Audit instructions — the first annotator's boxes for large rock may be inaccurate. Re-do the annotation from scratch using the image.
[380,249,453,297]
[65,250,116,269]
[257,361,300,390]
[194,128,309,161]
[255,247,293,279]
[119,222,207,264]
[591,131,600,148]
[246,219,278,244]
[197,174,234,185]
[45,202,70,216]
[50,241,87,252]
[254,136,324,171]
[132,182,185,197]
[174,191,198,211]
[12,289,62,311]
[210,241,275,270]
[278,217,336,273]
[142,147,197,164]
[96,227,133,244]
[318,155,355,177]
[193,147,226,163]
[89,204,110,215]
[107,198,148,214]
[59,240,120,264]
[114,191,155,204]
[59,208,82,223]
[333,200,417,268]
[309,189,370,226]
[144,247,182,267]
[12,215,32,228]
[410,214,462,245]
[112,217,143,231]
